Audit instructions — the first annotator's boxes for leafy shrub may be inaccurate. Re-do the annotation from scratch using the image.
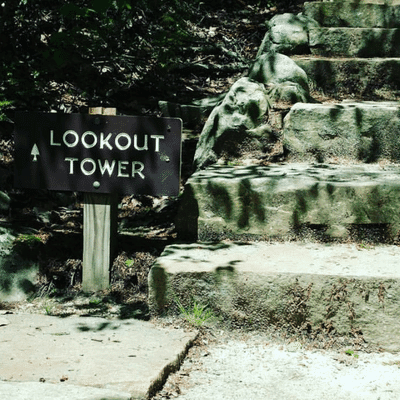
[0,0,202,112]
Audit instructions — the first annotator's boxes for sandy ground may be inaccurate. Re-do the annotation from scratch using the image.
[154,331,400,400]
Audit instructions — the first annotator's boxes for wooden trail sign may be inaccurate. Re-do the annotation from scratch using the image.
[14,111,182,196]
[14,107,182,292]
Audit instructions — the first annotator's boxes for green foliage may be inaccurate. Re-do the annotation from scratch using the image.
[14,234,42,246]
[44,305,54,315]
[0,0,204,111]
[13,234,44,259]
[89,297,102,305]
[345,349,359,358]
[175,296,215,327]
[0,99,13,121]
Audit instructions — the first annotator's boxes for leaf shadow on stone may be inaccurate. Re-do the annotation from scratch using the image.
[237,178,265,229]
[149,242,251,315]
[290,167,398,241]
[206,181,232,220]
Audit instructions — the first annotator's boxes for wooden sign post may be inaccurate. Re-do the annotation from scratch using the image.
[14,108,182,293]
[82,107,118,292]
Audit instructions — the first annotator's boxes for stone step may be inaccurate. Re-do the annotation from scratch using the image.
[355,0,400,4]
[149,241,400,351]
[309,27,400,57]
[283,101,400,163]
[304,1,400,28]
[175,163,400,242]
[292,55,400,96]
[0,314,197,400]
[158,95,225,128]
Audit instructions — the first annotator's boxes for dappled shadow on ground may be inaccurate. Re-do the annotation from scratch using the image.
[31,290,151,322]
[75,297,149,321]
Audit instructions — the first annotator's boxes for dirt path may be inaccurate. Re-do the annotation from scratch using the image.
[153,331,400,400]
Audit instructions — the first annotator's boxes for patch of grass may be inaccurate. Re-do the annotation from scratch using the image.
[89,297,102,306]
[44,305,54,315]
[0,99,13,122]
[227,160,241,166]
[357,242,375,250]
[345,349,359,358]
[13,234,44,260]
[174,296,215,327]
[14,234,42,245]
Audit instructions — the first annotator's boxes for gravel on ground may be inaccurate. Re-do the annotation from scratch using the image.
[152,329,400,400]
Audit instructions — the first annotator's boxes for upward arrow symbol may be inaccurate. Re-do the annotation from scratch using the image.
[31,144,40,162]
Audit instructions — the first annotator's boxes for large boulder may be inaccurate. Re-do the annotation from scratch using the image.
[0,191,10,213]
[248,52,310,93]
[257,13,320,56]
[266,81,316,106]
[193,78,271,170]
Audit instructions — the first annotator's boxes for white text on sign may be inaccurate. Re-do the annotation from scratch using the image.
[65,158,145,178]
[50,130,164,151]
[50,130,165,180]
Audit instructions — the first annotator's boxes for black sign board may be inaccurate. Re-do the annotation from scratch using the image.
[14,113,182,196]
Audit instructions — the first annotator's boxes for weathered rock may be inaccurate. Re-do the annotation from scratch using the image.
[149,241,400,351]
[32,207,52,224]
[0,191,10,213]
[266,81,315,105]
[357,0,400,4]
[293,56,400,95]
[283,101,400,163]
[249,52,309,93]
[309,27,400,57]
[159,96,224,127]
[304,0,400,28]
[175,163,400,241]
[191,94,227,109]
[244,123,275,141]
[257,13,320,56]
[0,224,39,302]
[193,78,270,170]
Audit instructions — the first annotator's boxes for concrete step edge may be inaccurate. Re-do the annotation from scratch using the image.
[149,241,400,351]
[291,56,400,95]
[304,1,400,28]
[308,27,400,57]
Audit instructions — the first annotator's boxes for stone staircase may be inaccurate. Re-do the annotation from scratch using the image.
[296,0,400,96]
[149,0,400,350]
[174,0,400,241]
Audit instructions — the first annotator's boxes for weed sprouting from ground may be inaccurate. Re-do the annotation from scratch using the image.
[174,296,215,327]
[345,349,359,358]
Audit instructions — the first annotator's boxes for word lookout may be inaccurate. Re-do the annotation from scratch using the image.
[50,130,165,151]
